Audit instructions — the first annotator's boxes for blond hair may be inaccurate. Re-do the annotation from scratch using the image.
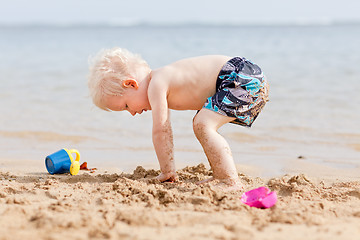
[88,47,149,110]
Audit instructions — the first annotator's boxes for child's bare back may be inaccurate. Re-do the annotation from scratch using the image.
[88,48,269,192]
[151,55,231,111]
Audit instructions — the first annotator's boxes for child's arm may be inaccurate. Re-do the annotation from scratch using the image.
[148,80,177,182]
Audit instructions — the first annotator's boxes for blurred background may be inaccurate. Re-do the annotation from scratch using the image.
[0,0,359,176]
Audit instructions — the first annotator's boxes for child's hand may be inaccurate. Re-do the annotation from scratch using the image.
[156,172,178,182]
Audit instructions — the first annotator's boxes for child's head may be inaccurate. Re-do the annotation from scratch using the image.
[88,47,150,110]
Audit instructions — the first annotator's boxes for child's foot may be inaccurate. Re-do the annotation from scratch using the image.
[197,177,243,192]
[196,177,215,185]
[215,180,244,192]
[156,172,178,182]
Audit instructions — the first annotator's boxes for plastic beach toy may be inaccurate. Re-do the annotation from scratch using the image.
[45,148,81,175]
[241,186,277,209]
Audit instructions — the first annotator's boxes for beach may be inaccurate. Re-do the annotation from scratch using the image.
[1,162,360,240]
[1,24,360,239]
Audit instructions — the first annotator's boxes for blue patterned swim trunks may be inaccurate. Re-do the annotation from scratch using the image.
[203,57,269,127]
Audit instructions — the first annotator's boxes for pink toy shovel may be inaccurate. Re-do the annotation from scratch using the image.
[241,186,277,209]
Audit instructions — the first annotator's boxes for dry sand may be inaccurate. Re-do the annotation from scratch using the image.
[0,164,360,240]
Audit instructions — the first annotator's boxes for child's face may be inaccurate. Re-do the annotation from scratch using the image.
[104,87,150,115]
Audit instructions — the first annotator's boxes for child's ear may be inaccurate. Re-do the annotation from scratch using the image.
[122,79,139,89]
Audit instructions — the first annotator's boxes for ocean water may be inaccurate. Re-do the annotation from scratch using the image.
[0,24,359,175]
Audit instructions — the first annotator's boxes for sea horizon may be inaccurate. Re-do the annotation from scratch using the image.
[1,19,360,28]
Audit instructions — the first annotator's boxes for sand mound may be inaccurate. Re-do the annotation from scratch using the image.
[0,164,359,240]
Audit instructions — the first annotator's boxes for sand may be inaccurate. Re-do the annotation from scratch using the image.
[0,164,360,240]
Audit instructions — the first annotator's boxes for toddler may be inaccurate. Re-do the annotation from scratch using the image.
[88,48,269,191]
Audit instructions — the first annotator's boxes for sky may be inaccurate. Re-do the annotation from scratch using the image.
[0,0,359,26]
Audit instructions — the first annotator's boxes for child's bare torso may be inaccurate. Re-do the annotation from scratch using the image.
[150,55,231,110]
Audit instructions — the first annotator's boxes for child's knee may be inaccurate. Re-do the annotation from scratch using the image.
[193,114,210,139]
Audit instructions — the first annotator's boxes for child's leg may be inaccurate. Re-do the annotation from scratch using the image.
[193,108,242,190]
